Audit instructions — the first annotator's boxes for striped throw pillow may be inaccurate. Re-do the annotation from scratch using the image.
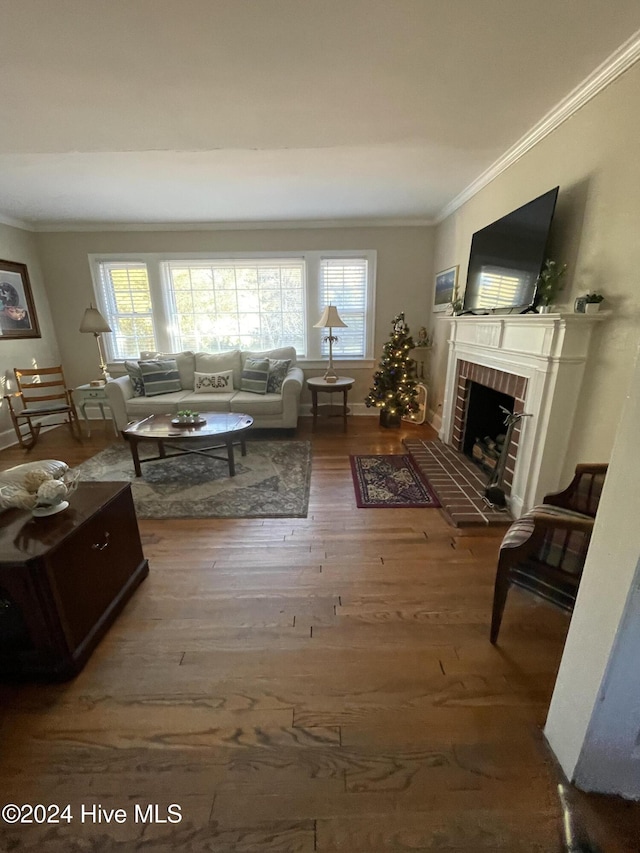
[240,357,269,394]
[139,359,182,396]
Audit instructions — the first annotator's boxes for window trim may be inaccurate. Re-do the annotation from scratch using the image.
[89,250,376,364]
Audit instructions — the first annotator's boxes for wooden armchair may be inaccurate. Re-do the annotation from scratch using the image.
[490,463,608,644]
[4,366,82,450]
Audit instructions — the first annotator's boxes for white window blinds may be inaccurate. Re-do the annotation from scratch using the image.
[92,250,375,362]
[96,262,156,359]
[319,258,368,358]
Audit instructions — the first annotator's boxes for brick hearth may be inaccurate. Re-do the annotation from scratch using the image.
[405,438,512,527]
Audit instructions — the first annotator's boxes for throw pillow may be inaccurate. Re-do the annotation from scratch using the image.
[195,350,242,392]
[139,359,182,396]
[125,360,145,397]
[140,350,195,390]
[239,357,270,395]
[193,370,234,393]
[267,358,291,394]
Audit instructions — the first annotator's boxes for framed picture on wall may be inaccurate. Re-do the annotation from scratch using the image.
[0,259,41,339]
[433,265,459,312]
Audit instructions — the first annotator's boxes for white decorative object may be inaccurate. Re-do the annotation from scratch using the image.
[0,468,78,516]
[193,370,234,393]
[32,473,78,516]
[32,499,69,517]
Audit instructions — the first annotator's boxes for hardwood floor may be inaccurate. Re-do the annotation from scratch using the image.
[1,418,639,851]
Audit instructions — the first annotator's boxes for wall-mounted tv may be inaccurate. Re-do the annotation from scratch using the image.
[463,186,559,313]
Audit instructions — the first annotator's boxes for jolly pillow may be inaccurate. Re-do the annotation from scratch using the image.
[193,370,234,393]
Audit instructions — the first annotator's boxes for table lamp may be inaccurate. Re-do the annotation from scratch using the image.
[79,304,112,383]
[314,305,347,383]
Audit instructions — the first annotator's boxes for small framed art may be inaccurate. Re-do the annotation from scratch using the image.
[433,265,459,313]
[0,259,41,339]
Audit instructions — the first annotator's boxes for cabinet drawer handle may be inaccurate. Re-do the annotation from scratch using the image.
[92,532,110,551]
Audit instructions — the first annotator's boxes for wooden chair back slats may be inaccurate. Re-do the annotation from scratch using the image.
[4,365,81,450]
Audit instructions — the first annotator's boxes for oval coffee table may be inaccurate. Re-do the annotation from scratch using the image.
[122,412,254,477]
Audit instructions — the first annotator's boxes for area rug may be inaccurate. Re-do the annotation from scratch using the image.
[72,440,312,518]
[350,454,441,508]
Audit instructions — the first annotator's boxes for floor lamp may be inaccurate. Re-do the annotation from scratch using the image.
[79,304,112,383]
[314,305,347,383]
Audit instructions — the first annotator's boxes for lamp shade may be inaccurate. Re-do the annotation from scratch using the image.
[314,305,347,329]
[79,305,111,334]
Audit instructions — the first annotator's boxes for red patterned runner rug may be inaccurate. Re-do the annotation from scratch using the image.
[349,454,441,509]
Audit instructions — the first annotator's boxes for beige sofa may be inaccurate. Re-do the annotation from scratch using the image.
[105,347,303,431]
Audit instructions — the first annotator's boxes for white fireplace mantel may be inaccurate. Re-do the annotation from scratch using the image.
[440,313,604,517]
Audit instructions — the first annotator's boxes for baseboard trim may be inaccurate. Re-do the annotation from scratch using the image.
[0,422,59,452]
[299,402,377,417]
[428,411,442,433]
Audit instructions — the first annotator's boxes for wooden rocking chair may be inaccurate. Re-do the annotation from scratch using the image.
[4,365,82,450]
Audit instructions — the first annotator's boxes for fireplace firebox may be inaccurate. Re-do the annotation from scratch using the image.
[463,382,515,476]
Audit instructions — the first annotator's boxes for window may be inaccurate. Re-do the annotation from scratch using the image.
[91,251,375,363]
[319,258,368,358]
[164,259,305,354]
[96,262,156,359]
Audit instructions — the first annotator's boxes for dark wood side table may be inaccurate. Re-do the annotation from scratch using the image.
[307,376,355,432]
[0,481,149,680]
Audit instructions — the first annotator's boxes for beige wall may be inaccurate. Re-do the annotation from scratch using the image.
[0,222,61,447]
[35,225,434,408]
[429,63,640,482]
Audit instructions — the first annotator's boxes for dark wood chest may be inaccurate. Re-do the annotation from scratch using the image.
[0,481,148,679]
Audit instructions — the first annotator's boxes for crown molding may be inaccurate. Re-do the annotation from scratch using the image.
[437,29,640,223]
[0,213,34,231]
[31,216,435,233]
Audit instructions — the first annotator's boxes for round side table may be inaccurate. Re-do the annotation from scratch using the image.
[307,376,355,432]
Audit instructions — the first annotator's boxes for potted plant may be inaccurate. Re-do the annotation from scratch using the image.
[585,292,604,313]
[176,409,200,424]
[535,259,568,312]
[448,282,464,315]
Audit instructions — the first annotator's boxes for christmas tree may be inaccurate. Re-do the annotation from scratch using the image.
[365,313,419,426]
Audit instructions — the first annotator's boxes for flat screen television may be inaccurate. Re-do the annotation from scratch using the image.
[462,186,559,313]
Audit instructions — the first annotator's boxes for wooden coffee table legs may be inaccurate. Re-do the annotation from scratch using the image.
[124,434,247,478]
[129,436,143,477]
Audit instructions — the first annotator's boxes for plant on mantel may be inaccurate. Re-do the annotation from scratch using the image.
[585,292,604,304]
[450,281,463,315]
[535,259,568,309]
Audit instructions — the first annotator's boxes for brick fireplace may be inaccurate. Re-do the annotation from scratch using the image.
[440,313,601,517]
[451,360,528,498]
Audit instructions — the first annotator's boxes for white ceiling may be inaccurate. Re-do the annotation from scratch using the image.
[1,0,640,229]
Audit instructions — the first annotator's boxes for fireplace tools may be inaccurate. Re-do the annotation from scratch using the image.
[483,407,532,509]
